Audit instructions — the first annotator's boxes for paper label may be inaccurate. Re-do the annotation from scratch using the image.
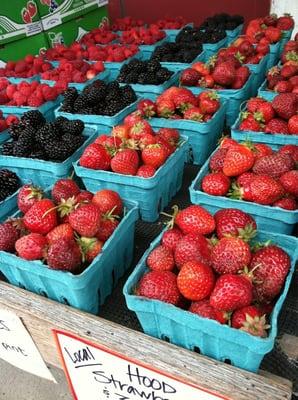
[0,309,56,382]
[54,330,229,400]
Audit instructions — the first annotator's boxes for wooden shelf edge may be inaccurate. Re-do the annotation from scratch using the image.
[0,281,293,400]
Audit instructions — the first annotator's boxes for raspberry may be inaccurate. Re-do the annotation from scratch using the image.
[42,86,57,101]
[27,94,44,107]
[5,115,19,126]
[6,84,17,99]
[13,91,27,106]
[0,78,9,90]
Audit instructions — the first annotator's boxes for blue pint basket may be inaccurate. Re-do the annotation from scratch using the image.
[74,136,188,222]
[225,24,243,45]
[0,126,98,187]
[278,29,294,57]
[258,79,278,101]
[246,54,269,96]
[0,129,9,144]
[159,51,206,71]
[267,41,282,69]
[7,75,40,84]
[189,147,298,235]
[123,229,297,373]
[202,36,228,58]
[0,196,139,314]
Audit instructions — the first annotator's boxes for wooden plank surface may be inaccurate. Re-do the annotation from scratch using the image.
[0,281,293,400]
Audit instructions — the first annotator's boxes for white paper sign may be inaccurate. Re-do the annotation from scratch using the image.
[54,330,228,400]
[0,309,56,382]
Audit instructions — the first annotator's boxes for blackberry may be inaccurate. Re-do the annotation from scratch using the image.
[55,116,68,128]
[36,123,60,145]
[137,73,148,84]
[0,169,20,201]
[85,86,106,104]
[121,85,137,105]
[117,73,127,83]
[63,87,78,103]
[13,141,31,157]
[79,107,95,114]
[106,89,121,103]
[62,133,85,151]
[1,142,14,156]
[146,60,161,72]
[107,81,120,92]
[60,100,74,113]
[156,68,173,83]
[44,140,73,161]
[105,101,122,116]
[8,122,27,141]
[21,110,45,128]
[65,120,85,135]
[29,147,48,160]
[124,71,139,83]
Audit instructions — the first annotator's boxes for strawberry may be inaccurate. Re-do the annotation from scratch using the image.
[137,99,157,118]
[189,300,229,324]
[223,145,255,176]
[174,233,212,268]
[17,184,43,214]
[250,245,291,302]
[254,102,275,123]
[92,189,123,216]
[202,172,230,196]
[141,144,168,169]
[264,27,282,43]
[46,223,74,244]
[51,179,80,204]
[27,1,37,18]
[280,64,297,78]
[229,172,255,201]
[23,199,57,235]
[69,203,101,237]
[247,97,266,113]
[156,99,176,118]
[129,120,154,140]
[183,107,203,121]
[198,75,214,88]
[273,197,297,210]
[192,61,210,76]
[272,93,298,120]
[276,14,295,30]
[253,153,295,178]
[278,144,298,163]
[253,143,274,160]
[0,223,19,252]
[158,128,180,146]
[124,111,143,127]
[288,115,298,134]
[199,91,220,114]
[47,238,82,271]
[279,170,298,197]
[136,164,156,178]
[79,237,103,263]
[112,124,130,139]
[75,190,93,204]
[177,260,215,301]
[211,237,251,274]
[96,212,119,242]
[239,113,262,131]
[137,270,181,305]
[232,66,250,89]
[175,205,215,235]
[250,175,284,205]
[274,80,293,93]
[265,118,289,134]
[263,14,278,26]
[15,233,47,261]
[212,61,236,86]
[210,274,253,311]
[180,68,200,86]
[161,228,183,251]
[231,305,269,337]
[214,208,257,240]
[111,149,139,175]
[147,245,174,271]
[173,90,197,111]
[79,143,111,170]
[209,147,228,172]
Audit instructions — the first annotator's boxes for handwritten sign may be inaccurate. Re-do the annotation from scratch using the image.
[53,330,228,400]
[0,309,56,382]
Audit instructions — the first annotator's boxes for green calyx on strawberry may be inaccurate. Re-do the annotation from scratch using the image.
[77,236,102,263]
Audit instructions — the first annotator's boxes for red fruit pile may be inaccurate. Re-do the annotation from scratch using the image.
[0,78,61,107]
[222,36,269,65]
[0,110,19,132]
[44,42,139,63]
[245,13,294,44]
[201,139,298,209]
[0,179,124,273]
[266,64,298,94]
[150,16,187,30]
[80,28,119,45]
[0,55,52,79]
[280,40,298,67]
[137,205,291,337]
[40,60,105,86]
[180,56,250,89]
[119,26,166,45]
[134,88,221,122]
[239,94,298,135]
[111,16,144,31]
[79,122,181,177]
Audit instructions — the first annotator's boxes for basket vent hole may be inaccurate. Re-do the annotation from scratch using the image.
[224,359,232,365]
[161,335,170,343]
[194,346,201,354]
[39,290,48,298]
[61,297,70,305]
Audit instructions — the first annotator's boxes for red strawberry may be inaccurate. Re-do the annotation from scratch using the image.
[51,179,80,204]
[212,61,236,86]
[192,61,210,76]
[183,107,203,121]
[199,91,220,114]
[274,80,293,93]
[129,120,154,140]
[173,89,197,111]
[112,124,130,140]
[75,190,93,204]
[280,64,297,79]
[79,237,103,263]
[96,212,119,242]
[214,208,257,240]
[210,274,253,311]
[27,1,37,18]
[175,205,215,235]
[279,170,298,197]
[15,233,47,261]
[211,237,251,274]
[253,143,274,160]
[92,189,123,216]
[46,223,74,244]
[0,223,19,252]
[79,143,111,170]
[69,203,101,237]
[17,184,43,214]
[250,245,291,302]
[223,145,255,176]
[288,115,298,134]
[136,164,156,178]
[141,144,168,169]
[202,172,230,196]
[22,8,32,23]
[111,149,139,175]
[252,153,295,178]
[47,238,82,271]
[272,93,298,120]
[231,305,269,337]
[174,233,212,268]
[265,118,289,134]
[198,75,214,88]
[254,102,275,123]
[230,171,255,201]
[147,245,174,271]
[180,68,200,86]
[209,147,228,172]
[250,175,284,205]
[278,144,298,163]
[273,197,297,210]
[137,270,181,305]
[189,300,229,324]
[137,99,157,118]
[23,199,57,235]
[124,111,143,127]
[264,27,281,43]
[156,99,175,117]
[161,228,183,251]
[239,113,262,131]
[158,128,180,146]
[177,260,215,301]
[247,97,266,113]
[263,14,278,26]
[276,14,295,30]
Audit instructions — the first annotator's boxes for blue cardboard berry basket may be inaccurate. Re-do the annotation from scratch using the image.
[123,229,298,373]
[231,113,298,150]
[159,51,206,71]
[257,79,278,101]
[189,147,298,234]
[7,75,40,84]
[0,194,139,314]
[202,36,228,59]
[225,24,243,45]
[267,41,282,69]
[40,69,110,91]
[138,36,168,59]
[0,126,98,187]
[246,54,269,96]
[149,98,227,165]
[0,129,9,144]
[278,28,294,57]
[74,136,188,222]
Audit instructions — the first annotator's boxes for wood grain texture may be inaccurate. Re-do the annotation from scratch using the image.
[0,281,292,400]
